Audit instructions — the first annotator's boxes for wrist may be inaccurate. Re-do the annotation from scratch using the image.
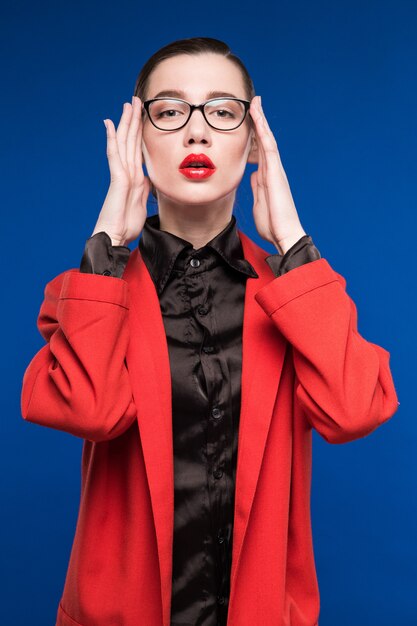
[91,230,126,247]
[111,238,127,247]
[272,227,307,255]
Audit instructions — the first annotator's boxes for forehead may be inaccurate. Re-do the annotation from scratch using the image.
[146,53,247,100]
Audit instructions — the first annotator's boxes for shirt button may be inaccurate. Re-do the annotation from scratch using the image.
[211,407,221,419]
[102,269,112,276]
[198,306,208,315]
[190,257,200,267]
[213,468,223,479]
[217,530,225,544]
[202,345,214,353]
[217,594,225,604]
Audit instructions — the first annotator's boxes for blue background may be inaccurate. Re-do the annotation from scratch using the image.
[2,0,415,624]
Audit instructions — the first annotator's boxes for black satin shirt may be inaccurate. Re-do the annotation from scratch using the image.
[79,214,321,626]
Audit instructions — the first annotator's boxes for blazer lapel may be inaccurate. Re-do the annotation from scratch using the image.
[122,230,288,626]
[123,249,174,626]
[228,231,288,603]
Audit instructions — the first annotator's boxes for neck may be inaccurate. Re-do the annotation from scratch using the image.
[156,192,236,249]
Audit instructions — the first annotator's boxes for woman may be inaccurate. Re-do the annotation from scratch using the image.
[21,37,399,626]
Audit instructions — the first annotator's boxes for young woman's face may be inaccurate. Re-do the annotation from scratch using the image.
[141,53,256,206]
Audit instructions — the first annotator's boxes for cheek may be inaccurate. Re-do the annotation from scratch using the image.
[221,137,252,169]
[142,127,169,161]
[141,134,166,178]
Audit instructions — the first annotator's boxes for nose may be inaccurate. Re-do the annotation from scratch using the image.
[184,108,210,143]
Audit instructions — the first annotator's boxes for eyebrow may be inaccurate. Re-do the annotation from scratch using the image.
[151,89,240,100]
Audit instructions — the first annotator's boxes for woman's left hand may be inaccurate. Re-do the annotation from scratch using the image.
[249,96,307,255]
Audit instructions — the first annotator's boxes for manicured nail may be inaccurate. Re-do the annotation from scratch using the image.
[103,119,108,131]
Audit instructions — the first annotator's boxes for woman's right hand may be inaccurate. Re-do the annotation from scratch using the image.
[91,96,151,246]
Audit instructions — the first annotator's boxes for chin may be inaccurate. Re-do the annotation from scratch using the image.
[159,184,231,205]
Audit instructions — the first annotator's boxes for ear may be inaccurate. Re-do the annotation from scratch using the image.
[246,128,259,165]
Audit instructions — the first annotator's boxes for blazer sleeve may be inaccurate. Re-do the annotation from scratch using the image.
[254,258,400,444]
[20,268,137,442]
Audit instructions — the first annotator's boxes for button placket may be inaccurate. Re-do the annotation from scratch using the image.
[185,248,233,622]
[186,254,211,320]
[152,230,246,625]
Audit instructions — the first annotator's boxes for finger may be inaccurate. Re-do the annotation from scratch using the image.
[251,103,267,187]
[256,133,269,207]
[249,171,258,204]
[253,99,284,188]
[249,96,265,136]
[258,102,290,190]
[104,118,126,181]
[141,175,151,208]
[252,110,271,212]
[256,99,282,163]
[249,98,267,167]
[251,155,269,232]
[250,98,272,149]
[133,98,145,182]
[133,127,144,186]
[126,96,141,179]
[116,102,133,169]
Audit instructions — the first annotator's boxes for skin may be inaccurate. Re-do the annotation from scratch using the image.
[95,52,306,255]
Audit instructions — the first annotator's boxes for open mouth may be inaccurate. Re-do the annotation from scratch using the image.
[185,164,212,168]
[179,166,216,179]
[178,153,216,179]
[179,153,216,169]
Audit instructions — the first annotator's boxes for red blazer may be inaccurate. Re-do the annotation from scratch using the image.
[21,230,399,626]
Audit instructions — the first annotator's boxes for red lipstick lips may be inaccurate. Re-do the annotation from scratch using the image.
[179,153,216,180]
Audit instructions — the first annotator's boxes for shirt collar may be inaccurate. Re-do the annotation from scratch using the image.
[138,213,258,295]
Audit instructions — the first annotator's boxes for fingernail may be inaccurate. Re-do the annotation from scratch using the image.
[259,96,262,107]
[103,119,108,131]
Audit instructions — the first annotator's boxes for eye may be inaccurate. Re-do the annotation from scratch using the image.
[157,109,182,118]
[150,100,189,120]
[205,99,241,119]
[214,109,234,118]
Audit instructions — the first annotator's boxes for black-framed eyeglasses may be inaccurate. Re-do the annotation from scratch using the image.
[142,97,251,131]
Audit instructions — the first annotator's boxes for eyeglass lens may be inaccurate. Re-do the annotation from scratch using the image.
[148,99,246,130]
